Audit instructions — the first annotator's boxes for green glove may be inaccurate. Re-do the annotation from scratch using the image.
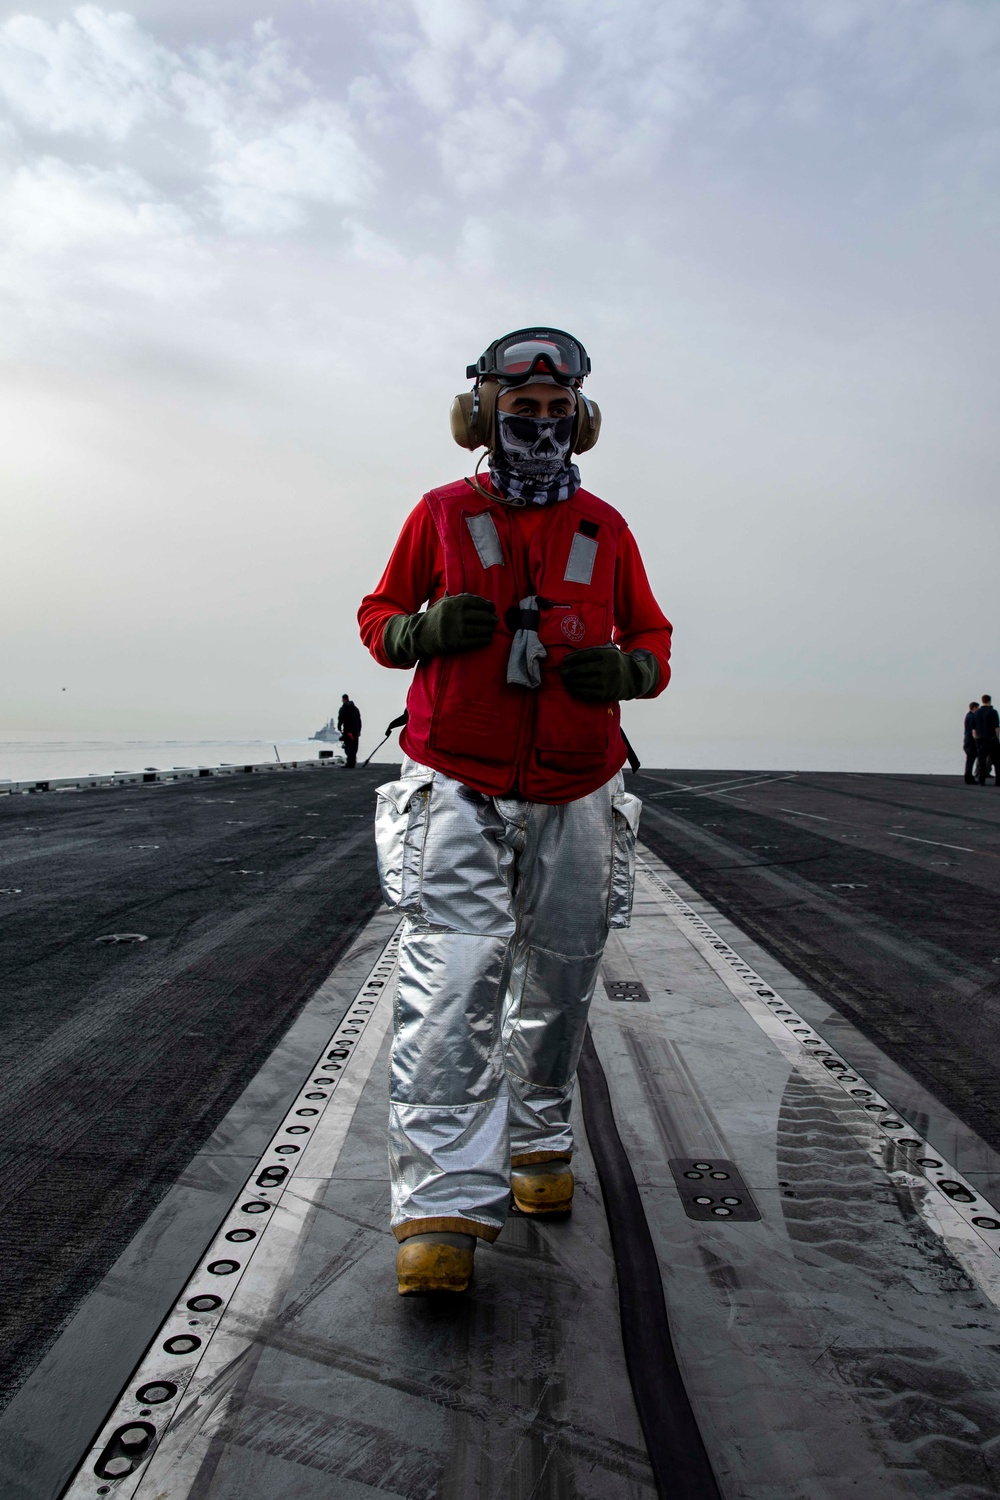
[383,593,498,666]
[560,646,660,703]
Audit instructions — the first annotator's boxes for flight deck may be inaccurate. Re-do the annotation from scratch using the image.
[2,767,1000,1498]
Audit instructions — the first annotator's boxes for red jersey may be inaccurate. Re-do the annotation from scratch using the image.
[359,479,672,802]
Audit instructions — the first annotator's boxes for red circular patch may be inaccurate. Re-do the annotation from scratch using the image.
[560,614,585,644]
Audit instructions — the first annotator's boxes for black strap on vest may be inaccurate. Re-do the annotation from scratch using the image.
[621,728,641,775]
[505,604,541,632]
[364,704,640,780]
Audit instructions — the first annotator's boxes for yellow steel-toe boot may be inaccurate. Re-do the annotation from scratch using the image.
[511,1159,574,1215]
[396,1232,475,1295]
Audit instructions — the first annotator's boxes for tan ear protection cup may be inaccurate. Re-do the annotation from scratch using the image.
[450,383,601,454]
[573,396,601,454]
[449,380,502,450]
[449,390,476,447]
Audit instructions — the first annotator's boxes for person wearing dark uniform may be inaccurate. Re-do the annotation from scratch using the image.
[965,701,980,783]
[358,327,672,1296]
[975,695,1000,786]
[337,694,362,768]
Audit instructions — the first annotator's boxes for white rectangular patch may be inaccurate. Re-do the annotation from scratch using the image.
[564,532,598,585]
[465,513,504,569]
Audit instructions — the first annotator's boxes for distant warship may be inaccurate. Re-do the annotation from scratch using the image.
[310,717,341,744]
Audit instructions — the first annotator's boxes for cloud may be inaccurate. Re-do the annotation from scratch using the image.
[398,0,487,111]
[346,217,407,268]
[435,97,536,194]
[384,0,715,202]
[2,155,185,253]
[0,2,995,354]
[0,5,164,140]
[0,7,386,376]
[0,8,377,242]
[500,28,565,94]
[468,21,566,94]
[207,99,375,232]
[411,0,483,55]
[0,154,205,341]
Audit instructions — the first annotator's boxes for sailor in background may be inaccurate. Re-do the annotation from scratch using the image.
[337,694,362,769]
[965,701,980,784]
[975,694,1000,786]
[358,328,672,1295]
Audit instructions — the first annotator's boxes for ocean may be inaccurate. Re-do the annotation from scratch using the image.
[0,733,342,786]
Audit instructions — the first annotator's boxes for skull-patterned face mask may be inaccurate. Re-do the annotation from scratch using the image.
[497,411,574,475]
[489,410,582,506]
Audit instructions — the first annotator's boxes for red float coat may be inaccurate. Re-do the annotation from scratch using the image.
[358,478,672,804]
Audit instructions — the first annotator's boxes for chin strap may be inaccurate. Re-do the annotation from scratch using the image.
[466,450,527,507]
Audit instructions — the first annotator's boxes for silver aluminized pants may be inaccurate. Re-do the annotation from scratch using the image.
[374,757,641,1242]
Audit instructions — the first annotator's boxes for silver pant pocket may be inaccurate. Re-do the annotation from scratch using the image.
[374,773,435,911]
[608,790,641,929]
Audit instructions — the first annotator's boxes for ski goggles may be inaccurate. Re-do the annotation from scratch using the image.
[467,327,591,386]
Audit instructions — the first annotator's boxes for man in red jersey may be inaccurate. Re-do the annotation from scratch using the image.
[358,328,672,1295]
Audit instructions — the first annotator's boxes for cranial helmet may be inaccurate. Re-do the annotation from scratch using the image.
[450,327,601,455]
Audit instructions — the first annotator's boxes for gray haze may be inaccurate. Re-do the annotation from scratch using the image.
[1,0,998,770]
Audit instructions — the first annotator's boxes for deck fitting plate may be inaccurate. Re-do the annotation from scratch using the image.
[605,979,650,1003]
[669,1158,761,1221]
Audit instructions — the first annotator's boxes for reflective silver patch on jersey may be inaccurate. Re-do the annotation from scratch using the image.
[564,531,598,585]
[465,512,504,569]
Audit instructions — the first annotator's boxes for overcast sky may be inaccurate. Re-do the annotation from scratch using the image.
[1,0,998,770]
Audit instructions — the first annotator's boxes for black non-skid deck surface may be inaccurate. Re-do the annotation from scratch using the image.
[185,1031,655,1500]
[0,766,389,1411]
[636,769,1000,1157]
[8,761,1000,1492]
